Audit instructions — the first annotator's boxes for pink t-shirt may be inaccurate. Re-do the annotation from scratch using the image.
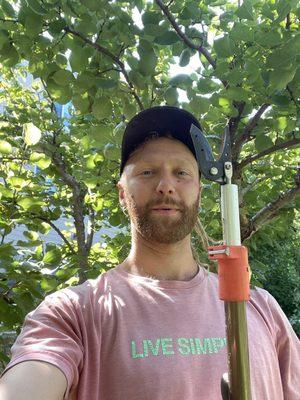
[2,265,300,399]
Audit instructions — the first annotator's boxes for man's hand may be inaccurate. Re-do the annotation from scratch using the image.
[0,361,67,400]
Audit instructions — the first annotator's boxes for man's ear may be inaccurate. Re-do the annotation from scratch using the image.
[199,184,203,199]
[117,180,126,208]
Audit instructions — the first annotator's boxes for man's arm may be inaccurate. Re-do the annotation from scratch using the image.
[0,361,67,400]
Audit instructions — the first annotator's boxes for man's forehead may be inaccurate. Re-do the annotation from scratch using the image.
[137,154,195,167]
[130,136,196,162]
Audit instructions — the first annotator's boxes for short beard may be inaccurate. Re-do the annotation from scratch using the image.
[125,193,200,244]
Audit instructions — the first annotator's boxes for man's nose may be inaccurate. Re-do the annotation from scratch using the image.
[155,174,176,195]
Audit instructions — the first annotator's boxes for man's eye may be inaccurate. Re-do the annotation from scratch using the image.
[178,171,188,176]
[141,170,152,176]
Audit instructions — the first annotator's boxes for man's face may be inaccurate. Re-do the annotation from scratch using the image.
[118,137,201,244]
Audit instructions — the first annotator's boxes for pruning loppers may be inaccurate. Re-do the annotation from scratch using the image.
[190,124,252,400]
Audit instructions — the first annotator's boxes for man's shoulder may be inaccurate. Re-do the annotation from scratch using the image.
[44,266,119,308]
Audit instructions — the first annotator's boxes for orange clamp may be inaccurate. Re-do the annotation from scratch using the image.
[208,245,250,302]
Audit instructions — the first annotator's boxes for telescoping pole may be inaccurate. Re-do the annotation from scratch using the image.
[190,125,252,399]
[220,162,252,400]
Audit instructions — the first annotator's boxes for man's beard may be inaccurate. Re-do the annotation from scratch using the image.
[125,192,200,244]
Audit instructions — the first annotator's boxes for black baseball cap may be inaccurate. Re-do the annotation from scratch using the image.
[120,106,202,175]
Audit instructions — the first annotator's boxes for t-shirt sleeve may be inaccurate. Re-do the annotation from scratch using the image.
[1,289,84,399]
[267,292,300,400]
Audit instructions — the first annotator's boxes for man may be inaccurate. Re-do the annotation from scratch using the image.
[0,106,299,400]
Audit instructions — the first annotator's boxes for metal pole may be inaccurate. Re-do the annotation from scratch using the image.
[221,164,252,400]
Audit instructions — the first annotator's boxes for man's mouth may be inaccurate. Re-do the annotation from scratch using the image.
[152,208,179,214]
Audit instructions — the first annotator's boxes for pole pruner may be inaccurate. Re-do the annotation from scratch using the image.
[190,124,252,400]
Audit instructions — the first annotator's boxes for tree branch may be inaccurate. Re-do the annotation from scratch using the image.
[86,204,95,253]
[0,18,19,24]
[154,0,228,84]
[41,78,56,114]
[232,103,271,161]
[49,149,89,283]
[64,26,144,111]
[228,101,246,142]
[237,137,300,171]
[286,13,291,30]
[31,214,75,254]
[241,169,300,241]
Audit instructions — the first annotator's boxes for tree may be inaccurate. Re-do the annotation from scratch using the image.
[0,0,299,361]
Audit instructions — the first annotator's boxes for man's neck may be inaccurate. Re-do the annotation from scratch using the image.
[121,233,199,281]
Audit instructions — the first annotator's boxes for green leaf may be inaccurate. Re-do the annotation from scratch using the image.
[41,276,58,292]
[154,31,179,45]
[73,92,90,113]
[275,0,291,23]
[81,0,103,12]
[26,0,48,15]
[88,124,112,146]
[24,14,43,38]
[255,134,273,152]
[270,67,297,91]
[1,0,16,18]
[126,56,139,70]
[142,11,161,25]
[48,18,66,35]
[261,4,274,20]
[256,31,282,48]
[17,239,42,248]
[23,123,41,146]
[271,95,290,107]
[46,79,72,104]
[52,70,74,86]
[14,292,35,315]
[179,49,191,67]
[235,1,254,20]
[123,101,136,119]
[164,86,178,105]
[276,117,287,131]
[0,185,13,198]
[189,96,210,114]
[266,48,295,69]
[36,154,51,169]
[222,87,249,101]
[92,97,113,120]
[214,35,234,58]
[75,72,95,90]
[197,79,219,94]
[95,78,118,89]
[138,52,157,76]
[287,34,300,55]
[137,40,157,76]
[226,69,246,85]
[0,30,9,49]
[69,46,90,72]
[169,74,193,88]
[128,70,147,89]
[0,43,19,67]
[8,177,28,189]
[84,177,99,189]
[230,24,254,43]
[0,140,12,154]
[43,247,62,265]
[137,39,153,58]
[103,143,120,160]
[17,197,45,211]
[23,230,39,241]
